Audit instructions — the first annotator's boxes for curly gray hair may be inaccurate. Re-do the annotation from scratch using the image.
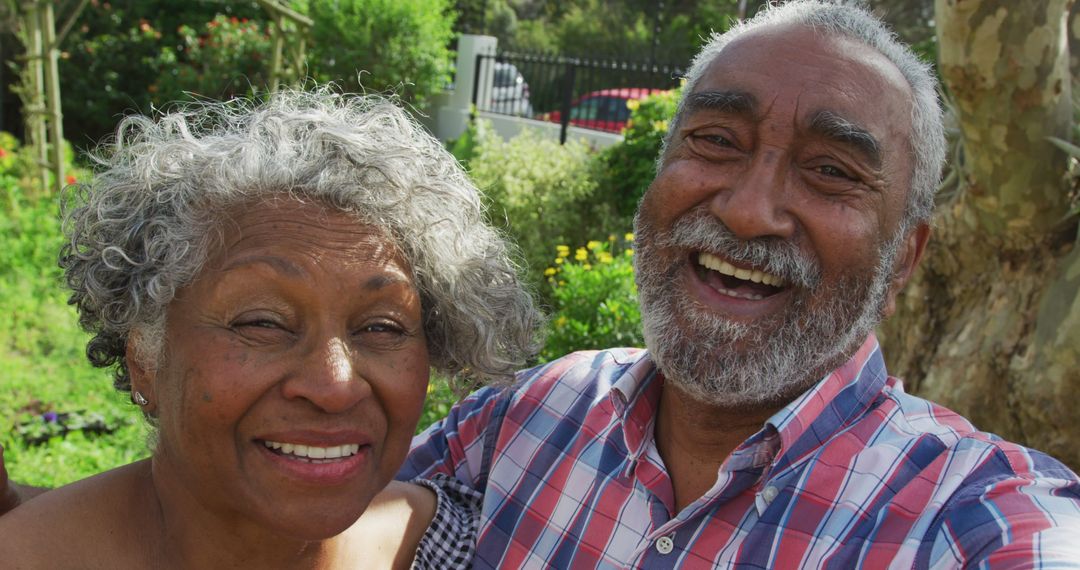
[60,88,543,394]
[667,0,946,228]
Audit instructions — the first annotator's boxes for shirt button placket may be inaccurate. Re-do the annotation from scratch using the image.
[655,535,675,555]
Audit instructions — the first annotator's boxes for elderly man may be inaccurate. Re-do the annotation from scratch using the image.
[400,1,1080,567]
[2,1,1079,567]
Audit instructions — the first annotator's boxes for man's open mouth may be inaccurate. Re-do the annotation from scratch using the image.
[695,252,787,300]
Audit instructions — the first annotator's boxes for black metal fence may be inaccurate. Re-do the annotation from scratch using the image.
[472,51,684,143]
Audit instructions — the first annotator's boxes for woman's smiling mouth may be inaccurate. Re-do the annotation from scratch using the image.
[261,440,363,463]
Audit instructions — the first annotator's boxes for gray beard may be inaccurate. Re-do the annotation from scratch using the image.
[633,208,903,408]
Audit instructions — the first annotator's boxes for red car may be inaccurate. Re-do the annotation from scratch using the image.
[543,88,665,133]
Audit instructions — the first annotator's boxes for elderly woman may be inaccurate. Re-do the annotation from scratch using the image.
[0,89,540,568]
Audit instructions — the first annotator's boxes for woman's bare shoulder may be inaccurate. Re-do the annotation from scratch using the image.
[0,460,152,569]
[344,481,438,569]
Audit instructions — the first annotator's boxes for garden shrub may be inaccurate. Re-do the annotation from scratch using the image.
[304,0,455,108]
[57,1,266,144]
[157,15,276,102]
[595,86,681,220]
[540,236,643,361]
[466,121,622,288]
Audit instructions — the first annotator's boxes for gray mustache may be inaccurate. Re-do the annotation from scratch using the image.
[662,209,821,289]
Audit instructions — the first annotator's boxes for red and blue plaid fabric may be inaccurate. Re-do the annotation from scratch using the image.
[402,336,1080,568]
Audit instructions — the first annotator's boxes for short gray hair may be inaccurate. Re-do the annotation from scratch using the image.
[60,88,543,394]
[667,0,946,227]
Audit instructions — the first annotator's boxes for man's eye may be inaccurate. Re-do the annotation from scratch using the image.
[816,164,855,180]
[697,133,734,148]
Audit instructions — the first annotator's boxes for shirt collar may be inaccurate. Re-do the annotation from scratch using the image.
[765,334,888,475]
[609,352,662,460]
[607,334,888,472]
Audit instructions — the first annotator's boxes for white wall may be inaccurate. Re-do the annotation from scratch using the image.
[422,35,624,150]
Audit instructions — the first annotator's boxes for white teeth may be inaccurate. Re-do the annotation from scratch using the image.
[262,440,361,460]
[698,252,785,288]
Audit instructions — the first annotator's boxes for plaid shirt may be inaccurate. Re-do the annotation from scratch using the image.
[401,336,1080,568]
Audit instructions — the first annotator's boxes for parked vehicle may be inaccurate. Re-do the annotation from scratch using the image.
[490,62,534,116]
[542,88,664,133]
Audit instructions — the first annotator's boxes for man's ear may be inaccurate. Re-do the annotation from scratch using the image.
[125,335,157,414]
[882,222,931,318]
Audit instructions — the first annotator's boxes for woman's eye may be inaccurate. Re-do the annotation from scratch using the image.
[361,321,406,335]
[230,315,290,335]
[236,319,279,329]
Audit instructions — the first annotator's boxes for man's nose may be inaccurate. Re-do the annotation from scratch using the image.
[708,151,796,240]
[281,336,369,413]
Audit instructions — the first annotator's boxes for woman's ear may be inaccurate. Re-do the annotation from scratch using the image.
[125,334,157,415]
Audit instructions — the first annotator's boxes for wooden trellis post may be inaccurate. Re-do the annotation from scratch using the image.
[255,0,312,92]
[15,0,87,193]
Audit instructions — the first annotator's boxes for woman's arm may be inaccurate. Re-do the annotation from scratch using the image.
[0,445,49,516]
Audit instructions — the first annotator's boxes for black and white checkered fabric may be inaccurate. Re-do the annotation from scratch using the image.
[410,474,482,569]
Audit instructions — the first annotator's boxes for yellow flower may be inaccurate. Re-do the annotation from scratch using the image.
[555,316,568,328]
[558,280,566,287]
[625,249,634,257]
[575,248,588,261]
[652,120,668,132]
[556,244,570,255]
[544,267,557,276]
[583,264,592,271]
[597,252,614,264]
[624,232,634,242]
[555,257,564,265]
[626,99,640,111]
[427,383,436,394]
[586,240,601,250]
[608,234,616,242]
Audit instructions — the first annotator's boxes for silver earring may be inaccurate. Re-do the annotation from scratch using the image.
[133,391,149,406]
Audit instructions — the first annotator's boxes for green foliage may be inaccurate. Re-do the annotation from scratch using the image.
[595,86,680,220]
[465,120,624,287]
[57,1,266,144]
[499,0,745,63]
[158,15,276,101]
[541,237,643,361]
[304,0,455,108]
[0,131,146,487]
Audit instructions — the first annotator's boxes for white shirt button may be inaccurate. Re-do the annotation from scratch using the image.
[655,535,674,554]
[762,485,779,502]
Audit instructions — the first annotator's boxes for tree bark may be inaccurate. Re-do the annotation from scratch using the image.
[881,0,1079,470]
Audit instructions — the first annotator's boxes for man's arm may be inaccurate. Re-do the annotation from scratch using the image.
[0,444,48,516]
[924,459,1080,567]
[398,385,511,487]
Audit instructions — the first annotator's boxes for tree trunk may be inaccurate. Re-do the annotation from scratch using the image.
[881,0,1080,471]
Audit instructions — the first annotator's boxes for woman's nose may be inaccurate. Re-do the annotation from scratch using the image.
[281,337,369,413]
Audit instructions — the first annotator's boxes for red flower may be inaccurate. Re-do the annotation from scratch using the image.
[66,174,77,185]
[0,148,8,158]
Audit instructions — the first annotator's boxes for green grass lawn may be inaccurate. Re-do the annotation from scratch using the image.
[1,175,458,488]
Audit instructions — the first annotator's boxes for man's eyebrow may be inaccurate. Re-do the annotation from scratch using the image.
[808,110,882,169]
[683,90,757,116]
